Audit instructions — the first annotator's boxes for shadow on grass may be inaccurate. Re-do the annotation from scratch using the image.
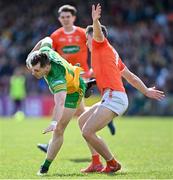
[43,169,166,178]
[48,171,128,178]
[69,158,91,163]
[49,173,86,177]
[36,170,171,179]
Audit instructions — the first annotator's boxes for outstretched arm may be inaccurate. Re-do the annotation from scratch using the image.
[92,4,104,42]
[122,67,165,100]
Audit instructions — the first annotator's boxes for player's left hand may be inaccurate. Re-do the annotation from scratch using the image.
[145,87,165,100]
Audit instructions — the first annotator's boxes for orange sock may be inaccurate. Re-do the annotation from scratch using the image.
[107,158,117,167]
[92,154,101,165]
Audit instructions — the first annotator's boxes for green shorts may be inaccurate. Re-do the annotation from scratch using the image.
[65,77,86,108]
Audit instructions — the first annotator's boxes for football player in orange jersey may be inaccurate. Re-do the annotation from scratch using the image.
[51,5,90,78]
[78,4,165,173]
[37,4,116,154]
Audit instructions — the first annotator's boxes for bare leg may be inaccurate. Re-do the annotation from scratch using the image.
[78,102,100,155]
[74,99,85,117]
[46,107,76,160]
[82,105,117,161]
[37,100,89,154]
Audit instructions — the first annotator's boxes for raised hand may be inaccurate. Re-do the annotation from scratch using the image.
[145,87,165,100]
[92,4,101,21]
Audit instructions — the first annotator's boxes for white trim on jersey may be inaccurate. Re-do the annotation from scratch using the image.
[64,26,77,34]
[113,48,119,65]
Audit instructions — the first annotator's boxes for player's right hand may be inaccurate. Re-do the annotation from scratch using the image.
[92,4,101,21]
[43,121,57,134]
[43,124,55,134]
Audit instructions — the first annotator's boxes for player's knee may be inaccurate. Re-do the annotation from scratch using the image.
[82,127,92,140]
[54,124,65,136]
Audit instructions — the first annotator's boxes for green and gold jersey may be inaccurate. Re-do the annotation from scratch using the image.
[39,46,84,94]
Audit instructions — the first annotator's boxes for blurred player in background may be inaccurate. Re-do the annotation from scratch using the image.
[78,4,165,173]
[51,4,90,79]
[26,37,86,175]
[37,4,116,154]
[9,67,26,117]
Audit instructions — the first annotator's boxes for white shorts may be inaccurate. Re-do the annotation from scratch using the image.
[100,89,128,116]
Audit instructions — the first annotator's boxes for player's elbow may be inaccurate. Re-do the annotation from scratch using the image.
[41,37,53,47]
[43,37,52,44]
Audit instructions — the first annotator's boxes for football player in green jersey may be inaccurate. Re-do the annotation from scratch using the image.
[26,37,87,175]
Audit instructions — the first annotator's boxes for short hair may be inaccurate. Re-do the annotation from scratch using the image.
[86,25,108,38]
[30,53,50,68]
[58,5,77,16]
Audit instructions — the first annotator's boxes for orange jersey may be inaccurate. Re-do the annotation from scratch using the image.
[91,38,126,94]
[50,26,89,72]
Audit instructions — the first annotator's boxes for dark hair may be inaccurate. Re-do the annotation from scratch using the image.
[58,5,77,16]
[31,53,50,68]
[86,25,108,38]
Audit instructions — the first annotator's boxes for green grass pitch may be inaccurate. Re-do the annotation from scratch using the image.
[0,116,173,179]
